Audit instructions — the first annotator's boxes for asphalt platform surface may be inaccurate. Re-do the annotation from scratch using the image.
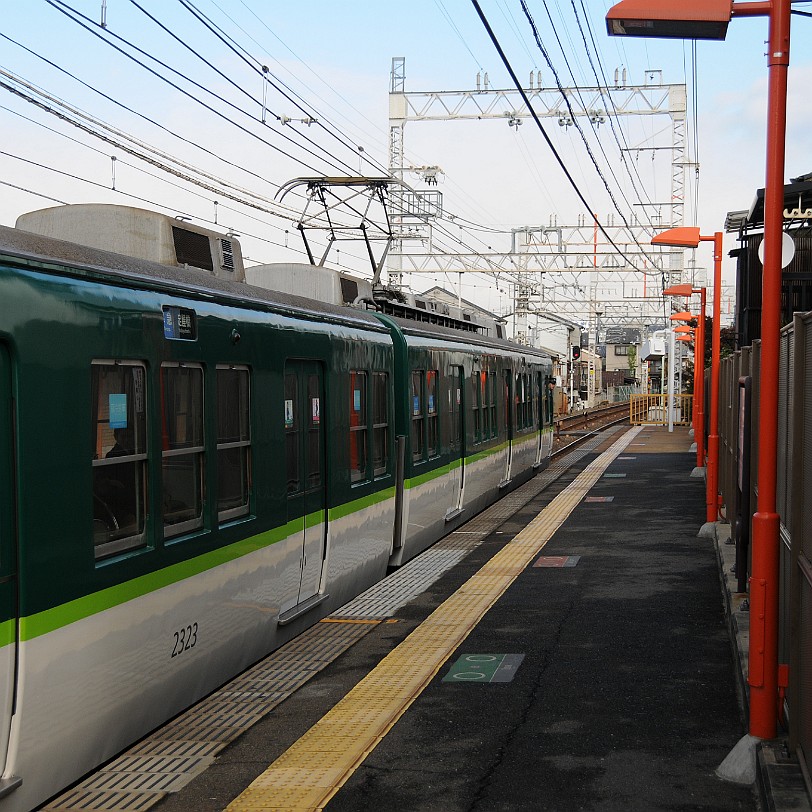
[162,427,757,811]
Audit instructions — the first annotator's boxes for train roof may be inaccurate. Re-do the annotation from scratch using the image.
[382,312,551,359]
[0,224,388,333]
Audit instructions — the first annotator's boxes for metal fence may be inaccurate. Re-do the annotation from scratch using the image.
[629,393,693,426]
[717,313,812,777]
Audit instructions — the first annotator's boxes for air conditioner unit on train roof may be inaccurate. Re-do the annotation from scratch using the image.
[245,263,374,306]
[15,204,244,282]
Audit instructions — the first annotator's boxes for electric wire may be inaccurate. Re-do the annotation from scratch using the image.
[0,31,299,204]
[0,71,315,226]
[171,0,387,176]
[572,0,659,227]
[470,0,660,276]
[519,0,661,267]
[44,0,354,177]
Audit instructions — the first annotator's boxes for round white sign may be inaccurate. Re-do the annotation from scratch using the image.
[758,231,796,269]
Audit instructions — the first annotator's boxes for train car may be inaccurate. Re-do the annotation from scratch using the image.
[374,315,553,565]
[0,207,552,810]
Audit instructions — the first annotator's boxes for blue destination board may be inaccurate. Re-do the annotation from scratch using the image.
[162,306,197,341]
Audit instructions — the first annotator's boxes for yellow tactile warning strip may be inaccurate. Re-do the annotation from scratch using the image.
[226,426,642,812]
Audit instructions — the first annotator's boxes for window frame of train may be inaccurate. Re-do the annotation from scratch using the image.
[471,365,498,445]
[514,370,535,432]
[91,359,148,559]
[350,369,391,483]
[160,362,205,539]
[215,365,251,523]
[410,368,440,464]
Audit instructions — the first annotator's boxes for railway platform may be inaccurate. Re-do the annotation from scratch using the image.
[45,425,809,812]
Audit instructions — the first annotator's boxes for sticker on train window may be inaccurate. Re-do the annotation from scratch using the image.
[413,395,420,416]
[162,306,197,340]
[109,394,127,429]
[311,397,320,424]
[284,399,294,428]
[354,389,361,412]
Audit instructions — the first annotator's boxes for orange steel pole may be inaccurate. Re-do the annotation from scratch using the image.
[732,0,791,741]
[693,290,706,469]
[700,235,722,524]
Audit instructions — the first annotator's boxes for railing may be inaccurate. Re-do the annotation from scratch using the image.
[629,394,694,426]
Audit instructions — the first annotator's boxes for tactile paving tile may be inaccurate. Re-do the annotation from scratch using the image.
[43,790,167,811]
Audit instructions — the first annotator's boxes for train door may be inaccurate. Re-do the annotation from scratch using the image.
[535,371,545,465]
[0,346,18,782]
[284,361,327,608]
[446,365,465,519]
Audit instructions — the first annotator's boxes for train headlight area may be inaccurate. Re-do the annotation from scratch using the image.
[43,424,769,812]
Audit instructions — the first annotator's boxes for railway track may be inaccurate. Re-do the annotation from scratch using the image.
[552,401,630,457]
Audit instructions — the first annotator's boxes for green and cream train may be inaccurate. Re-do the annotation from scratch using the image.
[0,205,554,810]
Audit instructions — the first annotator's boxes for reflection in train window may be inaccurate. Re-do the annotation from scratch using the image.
[471,371,482,444]
[411,371,424,462]
[307,373,321,490]
[216,366,251,522]
[161,363,204,537]
[427,370,439,458]
[91,361,148,557]
[285,373,300,493]
[350,371,367,483]
[372,372,389,477]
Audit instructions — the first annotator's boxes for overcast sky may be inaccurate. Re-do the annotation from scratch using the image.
[1,1,810,326]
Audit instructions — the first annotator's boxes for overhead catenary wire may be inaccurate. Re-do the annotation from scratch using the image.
[44,0,357,177]
[170,0,388,176]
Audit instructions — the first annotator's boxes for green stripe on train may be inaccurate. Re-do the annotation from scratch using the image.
[19,437,550,640]
[21,518,302,641]
[0,620,14,648]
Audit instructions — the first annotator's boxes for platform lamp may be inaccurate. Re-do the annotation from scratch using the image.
[607,0,791,742]
[664,284,707,472]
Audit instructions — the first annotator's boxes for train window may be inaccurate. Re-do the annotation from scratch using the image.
[91,361,147,557]
[480,372,489,439]
[516,372,531,430]
[372,372,389,477]
[285,373,300,493]
[216,366,251,522]
[307,373,321,489]
[161,364,204,537]
[350,371,368,483]
[471,371,481,444]
[486,369,497,438]
[427,370,439,458]
[411,371,425,462]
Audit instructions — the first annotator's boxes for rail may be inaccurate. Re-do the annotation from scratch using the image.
[555,401,629,434]
[552,402,630,459]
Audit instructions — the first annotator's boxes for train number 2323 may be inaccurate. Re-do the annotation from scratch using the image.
[171,622,198,657]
